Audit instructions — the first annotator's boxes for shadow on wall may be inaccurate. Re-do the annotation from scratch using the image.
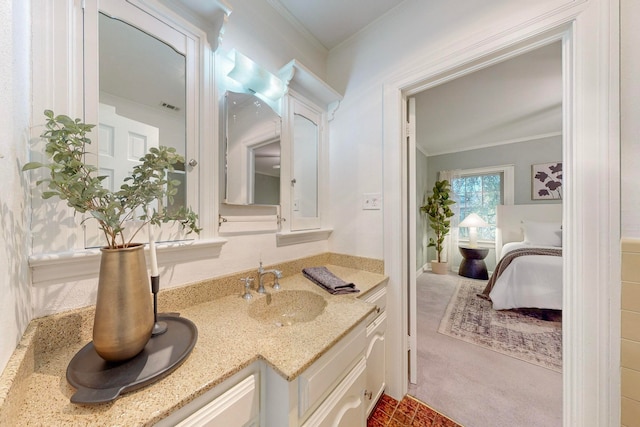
[1,155,32,347]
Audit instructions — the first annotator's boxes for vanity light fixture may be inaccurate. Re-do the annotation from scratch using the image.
[458,213,489,248]
[227,50,286,101]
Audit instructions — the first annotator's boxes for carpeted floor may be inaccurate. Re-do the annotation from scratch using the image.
[408,271,562,427]
[438,279,562,372]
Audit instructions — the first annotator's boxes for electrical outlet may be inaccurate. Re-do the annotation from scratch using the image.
[363,193,382,210]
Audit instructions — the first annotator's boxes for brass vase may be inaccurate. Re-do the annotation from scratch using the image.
[93,243,153,361]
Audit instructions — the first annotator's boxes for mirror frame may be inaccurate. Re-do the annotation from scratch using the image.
[83,0,206,246]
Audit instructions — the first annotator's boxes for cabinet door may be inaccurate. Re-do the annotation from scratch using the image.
[174,374,259,427]
[289,97,323,231]
[365,312,386,416]
[301,357,366,427]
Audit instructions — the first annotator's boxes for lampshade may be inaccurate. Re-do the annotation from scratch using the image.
[458,213,488,248]
[459,213,489,228]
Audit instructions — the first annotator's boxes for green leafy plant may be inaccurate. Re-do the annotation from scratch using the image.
[23,110,201,248]
[420,179,456,263]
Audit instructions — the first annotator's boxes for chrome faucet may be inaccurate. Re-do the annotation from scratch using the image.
[257,261,282,293]
[241,277,254,300]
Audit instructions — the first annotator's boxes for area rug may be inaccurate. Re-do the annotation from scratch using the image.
[438,279,562,372]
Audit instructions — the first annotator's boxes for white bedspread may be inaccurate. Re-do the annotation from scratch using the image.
[489,242,563,310]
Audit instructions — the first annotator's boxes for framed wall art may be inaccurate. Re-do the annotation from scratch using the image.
[532,162,562,200]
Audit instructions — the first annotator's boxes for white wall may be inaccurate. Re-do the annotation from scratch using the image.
[621,0,640,239]
[327,0,620,414]
[26,0,332,318]
[326,0,565,259]
[426,136,563,205]
[0,0,31,374]
[221,0,327,79]
[0,0,333,371]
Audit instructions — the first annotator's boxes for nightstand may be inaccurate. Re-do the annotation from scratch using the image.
[458,246,489,280]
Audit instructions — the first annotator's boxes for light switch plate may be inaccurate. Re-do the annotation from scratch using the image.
[363,193,382,210]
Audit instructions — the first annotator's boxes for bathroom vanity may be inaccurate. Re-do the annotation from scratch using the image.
[0,262,387,426]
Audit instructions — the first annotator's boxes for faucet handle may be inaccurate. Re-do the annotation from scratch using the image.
[241,277,254,300]
[273,270,282,290]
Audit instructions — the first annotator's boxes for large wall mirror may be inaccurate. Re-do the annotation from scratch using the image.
[85,2,195,247]
[224,91,281,206]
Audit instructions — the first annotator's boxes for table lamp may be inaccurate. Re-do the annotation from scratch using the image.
[459,213,489,248]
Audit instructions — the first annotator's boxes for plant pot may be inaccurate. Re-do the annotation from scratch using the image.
[431,261,449,275]
[93,244,153,362]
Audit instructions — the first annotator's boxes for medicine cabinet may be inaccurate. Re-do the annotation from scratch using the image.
[277,60,342,242]
[218,54,342,243]
[28,0,229,282]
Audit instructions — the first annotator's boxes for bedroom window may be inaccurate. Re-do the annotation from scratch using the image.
[450,165,514,243]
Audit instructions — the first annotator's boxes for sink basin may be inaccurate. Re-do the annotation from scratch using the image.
[248,290,327,326]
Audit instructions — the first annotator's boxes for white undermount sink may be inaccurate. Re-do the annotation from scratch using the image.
[248,290,327,326]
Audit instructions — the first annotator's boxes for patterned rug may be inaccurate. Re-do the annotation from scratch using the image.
[438,279,562,372]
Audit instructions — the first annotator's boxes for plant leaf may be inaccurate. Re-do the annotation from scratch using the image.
[22,162,44,171]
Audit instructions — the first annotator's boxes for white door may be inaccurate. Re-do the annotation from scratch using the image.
[407,97,418,384]
[85,103,159,247]
[97,103,159,192]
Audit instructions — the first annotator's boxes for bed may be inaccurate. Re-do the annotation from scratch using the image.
[481,204,563,310]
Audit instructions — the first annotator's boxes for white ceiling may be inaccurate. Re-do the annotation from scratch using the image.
[100,2,562,158]
[269,2,563,155]
[271,0,406,50]
[414,42,563,155]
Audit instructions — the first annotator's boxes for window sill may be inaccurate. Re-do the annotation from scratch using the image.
[28,238,228,284]
[276,228,333,246]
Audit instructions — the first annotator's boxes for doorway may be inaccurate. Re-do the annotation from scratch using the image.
[382,15,620,426]
[405,41,563,426]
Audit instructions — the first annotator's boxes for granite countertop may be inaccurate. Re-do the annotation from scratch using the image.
[0,264,387,426]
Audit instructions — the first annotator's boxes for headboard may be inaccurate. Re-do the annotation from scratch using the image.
[495,204,563,258]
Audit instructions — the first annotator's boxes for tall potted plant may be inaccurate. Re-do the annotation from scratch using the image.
[420,179,456,275]
[23,110,200,361]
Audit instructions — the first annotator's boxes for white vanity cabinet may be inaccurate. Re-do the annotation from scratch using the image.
[264,320,367,427]
[155,365,260,427]
[361,284,388,416]
[155,278,386,427]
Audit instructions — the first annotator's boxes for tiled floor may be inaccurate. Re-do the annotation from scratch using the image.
[367,394,463,427]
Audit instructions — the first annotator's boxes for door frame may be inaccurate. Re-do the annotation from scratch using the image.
[382,4,620,426]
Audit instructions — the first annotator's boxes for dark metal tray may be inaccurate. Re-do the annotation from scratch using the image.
[66,315,197,404]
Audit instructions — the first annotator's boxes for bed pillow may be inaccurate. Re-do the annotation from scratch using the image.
[522,220,562,247]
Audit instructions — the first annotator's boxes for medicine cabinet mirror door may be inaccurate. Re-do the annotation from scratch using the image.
[224,91,281,206]
[84,0,198,248]
[290,99,322,231]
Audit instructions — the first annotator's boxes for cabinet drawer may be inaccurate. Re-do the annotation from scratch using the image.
[165,372,260,427]
[362,285,387,321]
[172,374,259,427]
[298,324,366,419]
